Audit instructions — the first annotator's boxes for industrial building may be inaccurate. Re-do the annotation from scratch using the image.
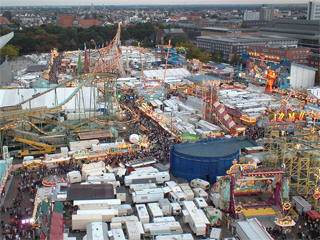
[196,34,298,61]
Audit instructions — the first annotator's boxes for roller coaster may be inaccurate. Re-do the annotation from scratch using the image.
[0,24,137,149]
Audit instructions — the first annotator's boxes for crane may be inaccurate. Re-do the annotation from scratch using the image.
[14,138,56,158]
[277,89,293,113]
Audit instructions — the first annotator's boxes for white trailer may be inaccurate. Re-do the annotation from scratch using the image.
[171,202,182,215]
[111,204,133,216]
[132,188,164,203]
[156,233,194,240]
[147,202,163,219]
[292,196,312,215]
[190,178,210,190]
[193,188,208,200]
[87,173,116,183]
[194,197,208,209]
[111,216,138,225]
[72,214,102,230]
[67,170,82,184]
[179,183,194,201]
[136,204,150,224]
[69,139,99,151]
[153,216,176,223]
[74,199,121,210]
[124,171,170,186]
[159,198,172,216]
[204,206,222,227]
[130,166,159,174]
[125,221,144,240]
[165,181,187,205]
[74,209,118,222]
[210,228,222,240]
[108,228,126,240]
[143,221,183,235]
[129,183,157,192]
[182,201,208,237]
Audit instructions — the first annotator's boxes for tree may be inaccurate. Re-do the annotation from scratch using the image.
[199,51,211,63]
[2,11,12,21]
[211,51,222,63]
[0,44,19,59]
[230,54,241,66]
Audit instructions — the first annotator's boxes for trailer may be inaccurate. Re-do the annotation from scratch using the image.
[204,206,222,227]
[292,196,312,215]
[73,199,121,210]
[159,198,172,216]
[147,202,163,219]
[165,181,187,205]
[153,216,176,223]
[194,197,208,209]
[171,202,182,215]
[67,170,81,184]
[111,204,133,216]
[108,228,126,240]
[190,178,210,190]
[179,183,194,201]
[156,233,194,240]
[132,188,164,203]
[129,183,157,192]
[182,201,208,237]
[136,204,150,224]
[87,173,116,183]
[111,216,138,225]
[116,186,126,202]
[124,171,170,186]
[143,221,183,236]
[69,139,99,151]
[210,227,222,240]
[193,188,208,200]
[125,221,144,240]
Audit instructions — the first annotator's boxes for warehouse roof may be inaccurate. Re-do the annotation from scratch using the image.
[67,183,114,200]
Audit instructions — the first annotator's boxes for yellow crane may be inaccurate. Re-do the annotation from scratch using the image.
[14,138,56,158]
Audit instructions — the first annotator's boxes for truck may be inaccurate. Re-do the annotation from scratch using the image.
[292,196,312,215]
[132,188,164,203]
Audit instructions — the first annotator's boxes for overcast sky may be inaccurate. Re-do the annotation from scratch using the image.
[1,0,309,6]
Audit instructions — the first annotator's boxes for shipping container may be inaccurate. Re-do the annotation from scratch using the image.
[292,196,312,215]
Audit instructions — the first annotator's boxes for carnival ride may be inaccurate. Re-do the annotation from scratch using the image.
[88,23,125,76]
[263,126,320,204]
[211,161,290,220]
[0,24,140,152]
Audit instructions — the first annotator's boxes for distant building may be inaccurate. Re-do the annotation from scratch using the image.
[196,34,297,61]
[260,19,320,50]
[156,28,185,44]
[247,46,311,65]
[260,7,274,21]
[243,10,260,21]
[307,0,320,20]
[58,15,100,28]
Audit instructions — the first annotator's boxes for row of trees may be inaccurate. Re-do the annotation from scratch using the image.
[0,22,241,65]
[0,22,156,56]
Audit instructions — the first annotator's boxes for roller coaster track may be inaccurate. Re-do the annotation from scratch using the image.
[0,74,114,122]
[0,120,50,135]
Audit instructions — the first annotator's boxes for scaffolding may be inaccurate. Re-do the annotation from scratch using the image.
[263,125,320,202]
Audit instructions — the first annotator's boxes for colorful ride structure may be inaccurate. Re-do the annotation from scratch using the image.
[211,161,289,219]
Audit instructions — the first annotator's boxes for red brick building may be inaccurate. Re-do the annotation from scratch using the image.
[247,46,311,64]
[58,15,100,28]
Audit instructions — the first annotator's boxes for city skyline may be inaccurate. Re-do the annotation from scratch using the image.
[1,0,310,6]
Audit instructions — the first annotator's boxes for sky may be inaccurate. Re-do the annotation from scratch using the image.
[1,0,309,6]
